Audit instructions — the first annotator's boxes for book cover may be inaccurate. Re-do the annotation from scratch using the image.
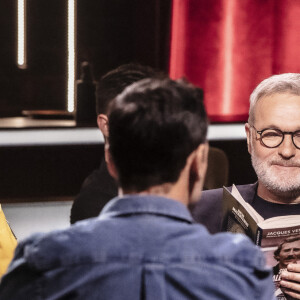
[222,185,300,300]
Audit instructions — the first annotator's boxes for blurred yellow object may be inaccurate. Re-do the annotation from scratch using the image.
[0,204,17,277]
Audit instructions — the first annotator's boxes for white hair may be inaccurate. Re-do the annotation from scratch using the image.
[248,73,300,124]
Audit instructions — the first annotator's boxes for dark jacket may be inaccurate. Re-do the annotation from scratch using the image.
[189,183,258,234]
[70,158,117,224]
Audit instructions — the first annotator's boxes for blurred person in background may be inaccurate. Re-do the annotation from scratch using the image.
[70,63,160,224]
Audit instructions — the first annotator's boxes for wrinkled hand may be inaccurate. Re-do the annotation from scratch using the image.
[281,264,300,299]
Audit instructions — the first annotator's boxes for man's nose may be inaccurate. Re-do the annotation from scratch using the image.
[278,134,296,159]
[288,249,296,257]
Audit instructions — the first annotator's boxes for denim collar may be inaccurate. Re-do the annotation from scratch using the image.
[100,194,194,224]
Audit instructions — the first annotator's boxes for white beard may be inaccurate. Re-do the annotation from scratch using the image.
[250,133,300,199]
[251,149,300,199]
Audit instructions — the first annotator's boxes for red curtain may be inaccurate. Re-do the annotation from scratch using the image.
[169,0,300,123]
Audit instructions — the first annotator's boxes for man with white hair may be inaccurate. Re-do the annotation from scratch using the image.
[191,73,300,299]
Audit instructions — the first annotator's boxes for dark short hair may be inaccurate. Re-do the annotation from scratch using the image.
[108,78,207,192]
[96,63,159,115]
[274,235,300,260]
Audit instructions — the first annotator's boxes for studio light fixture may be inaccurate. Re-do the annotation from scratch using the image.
[222,0,234,115]
[17,1,77,112]
[67,0,76,112]
[17,0,27,69]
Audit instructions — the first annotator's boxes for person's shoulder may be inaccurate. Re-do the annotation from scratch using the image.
[200,187,223,200]
[12,218,104,272]
[70,161,118,224]
[207,232,269,271]
[189,183,258,234]
[79,159,116,191]
[192,230,274,299]
[185,222,271,274]
[193,186,226,212]
[200,183,256,201]
[235,183,258,203]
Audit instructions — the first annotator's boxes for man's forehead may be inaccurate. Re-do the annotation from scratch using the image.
[282,240,300,250]
[254,93,300,129]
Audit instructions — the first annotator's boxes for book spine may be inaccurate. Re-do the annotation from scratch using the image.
[256,227,262,245]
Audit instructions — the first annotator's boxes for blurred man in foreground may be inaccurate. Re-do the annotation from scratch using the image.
[0,78,274,299]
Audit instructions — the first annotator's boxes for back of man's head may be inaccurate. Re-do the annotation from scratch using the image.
[107,78,207,192]
[96,63,159,115]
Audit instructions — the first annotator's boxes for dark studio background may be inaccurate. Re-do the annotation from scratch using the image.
[0,0,171,115]
[0,0,255,202]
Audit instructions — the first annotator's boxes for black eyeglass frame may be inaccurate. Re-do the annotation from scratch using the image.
[250,125,300,150]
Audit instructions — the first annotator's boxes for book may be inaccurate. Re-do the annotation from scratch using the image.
[222,185,300,300]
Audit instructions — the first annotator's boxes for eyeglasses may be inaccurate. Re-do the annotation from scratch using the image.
[250,125,300,150]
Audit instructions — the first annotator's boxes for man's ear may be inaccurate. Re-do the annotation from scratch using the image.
[105,144,118,180]
[188,142,208,203]
[245,123,252,154]
[197,142,209,181]
[97,114,109,137]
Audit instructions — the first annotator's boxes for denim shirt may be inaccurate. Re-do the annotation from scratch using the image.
[0,195,275,300]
